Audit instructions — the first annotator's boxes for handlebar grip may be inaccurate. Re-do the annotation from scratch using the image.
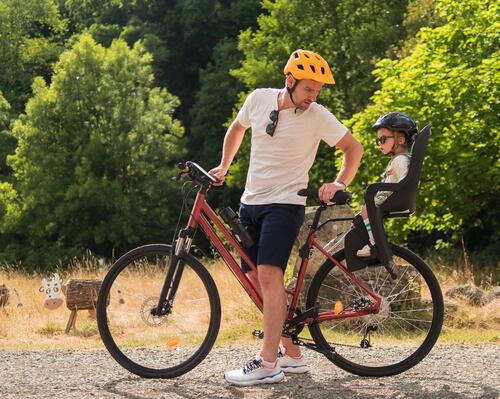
[297,188,352,204]
[297,188,318,198]
[332,191,352,204]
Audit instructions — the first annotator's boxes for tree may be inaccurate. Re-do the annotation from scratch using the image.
[189,40,245,166]
[58,1,262,179]
[2,34,185,268]
[0,0,67,114]
[188,39,248,209]
[152,0,260,131]
[58,0,137,46]
[348,0,499,254]
[399,0,446,57]
[0,92,18,240]
[58,0,262,127]
[0,93,16,182]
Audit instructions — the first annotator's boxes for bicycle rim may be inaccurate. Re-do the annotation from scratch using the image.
[306,244,444,377]
[97,244,221,378]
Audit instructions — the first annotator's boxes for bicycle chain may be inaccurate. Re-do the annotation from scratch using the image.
[294,335,369,350]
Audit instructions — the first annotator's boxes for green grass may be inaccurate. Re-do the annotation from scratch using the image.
[74,319,99,338]
[36,322,65,336]
[439,328,499,344]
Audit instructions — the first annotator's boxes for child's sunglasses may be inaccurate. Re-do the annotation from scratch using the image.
[375,135,394,145]
[266,110,279,136]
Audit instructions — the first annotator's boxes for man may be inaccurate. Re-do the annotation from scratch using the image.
[209,49,363,386]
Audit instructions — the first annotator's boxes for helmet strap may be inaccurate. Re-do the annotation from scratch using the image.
[388,134,408,156]
[286,77,299,105]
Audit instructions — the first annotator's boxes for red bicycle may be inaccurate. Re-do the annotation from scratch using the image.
[97,161,443,379]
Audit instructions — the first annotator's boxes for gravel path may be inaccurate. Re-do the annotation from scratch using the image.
[1,344,498,398]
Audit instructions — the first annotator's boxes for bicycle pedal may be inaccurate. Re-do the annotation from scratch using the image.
[252,329,264,339]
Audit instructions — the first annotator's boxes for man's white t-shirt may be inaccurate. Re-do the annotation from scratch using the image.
[237,88,347,205]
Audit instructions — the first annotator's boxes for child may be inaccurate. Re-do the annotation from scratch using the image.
[357,112,418,257]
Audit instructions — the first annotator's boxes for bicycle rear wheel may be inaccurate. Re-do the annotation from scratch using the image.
[306,244,443,377]
[97,244,221,378]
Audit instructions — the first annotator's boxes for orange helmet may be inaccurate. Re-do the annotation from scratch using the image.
[283,49,335,84]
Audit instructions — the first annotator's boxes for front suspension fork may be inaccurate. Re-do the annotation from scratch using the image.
[153,228,194,316]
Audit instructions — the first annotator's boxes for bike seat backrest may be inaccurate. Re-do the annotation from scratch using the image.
[365,124,432,215]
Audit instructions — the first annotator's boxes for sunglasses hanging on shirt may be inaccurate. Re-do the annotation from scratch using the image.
[266,110,279,137]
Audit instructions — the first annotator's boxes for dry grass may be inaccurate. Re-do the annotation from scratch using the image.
[0,260,262,350]
[426,249,500,343]
[0,253,498,351]
[434,257,500,334]
[0,266,108,350]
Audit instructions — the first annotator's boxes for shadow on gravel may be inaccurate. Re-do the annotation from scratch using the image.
[101,374,498,399]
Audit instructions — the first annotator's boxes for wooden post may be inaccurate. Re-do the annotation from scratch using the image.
[0,284,9,307]
[65,310,78,334]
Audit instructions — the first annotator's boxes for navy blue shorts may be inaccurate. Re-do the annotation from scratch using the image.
[239,203,305,272]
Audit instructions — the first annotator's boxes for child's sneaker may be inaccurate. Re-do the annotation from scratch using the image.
[224,355,284,386]
[357,244,371,257]
[277,348,310,374]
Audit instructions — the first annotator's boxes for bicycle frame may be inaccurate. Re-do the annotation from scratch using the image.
[179,188,382,328]
[187,190,263,309]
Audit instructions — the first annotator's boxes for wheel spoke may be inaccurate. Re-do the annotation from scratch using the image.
[327,272,365,298]
[389,313,428,333]
[390,307,433,314]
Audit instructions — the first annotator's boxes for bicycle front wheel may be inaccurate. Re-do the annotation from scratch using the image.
[97,244,221,378]
[306,244,444,377]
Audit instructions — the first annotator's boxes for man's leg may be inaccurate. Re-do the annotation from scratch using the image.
[247,270,260,296]
[248,269,302,358]
[225,204,307,384]
[281,336,301,357]
[256,265,309,374]
[257,264,287,362]
[224,264,285,385]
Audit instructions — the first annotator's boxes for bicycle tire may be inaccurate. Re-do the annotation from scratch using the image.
[306,244,444,377]
[97,244,221,378]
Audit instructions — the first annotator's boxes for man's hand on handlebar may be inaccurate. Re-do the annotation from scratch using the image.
[318,181,346,203]
[208,165,228,186]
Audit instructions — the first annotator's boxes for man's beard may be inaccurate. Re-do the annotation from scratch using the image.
[298,100,312,110]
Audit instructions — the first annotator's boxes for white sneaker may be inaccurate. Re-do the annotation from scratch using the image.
[357,244,371,257]
[224,355,284,386]
[277,348,310,374]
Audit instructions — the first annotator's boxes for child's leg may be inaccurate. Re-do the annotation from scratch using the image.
[357,205,375,257]
[360,205,375,245]
[361,205,368,220]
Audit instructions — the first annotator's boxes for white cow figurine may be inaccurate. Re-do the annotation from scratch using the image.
[39,273,63,310]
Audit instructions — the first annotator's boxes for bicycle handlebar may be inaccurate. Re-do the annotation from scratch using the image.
[175,162,352,205]
[297,188,352,205]
[176,161,218,187]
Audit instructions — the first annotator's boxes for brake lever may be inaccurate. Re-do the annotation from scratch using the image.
[172,162,190,181]
[171,172,183,182]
